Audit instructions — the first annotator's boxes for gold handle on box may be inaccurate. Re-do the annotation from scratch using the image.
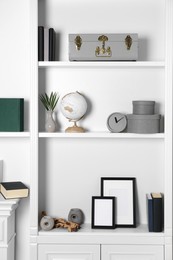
[125,35,132,50]
[74,35,82,50]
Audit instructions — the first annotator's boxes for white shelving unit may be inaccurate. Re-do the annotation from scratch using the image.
[30,0,172,259]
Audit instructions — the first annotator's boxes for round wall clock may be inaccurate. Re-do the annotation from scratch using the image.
[107,112,127,133]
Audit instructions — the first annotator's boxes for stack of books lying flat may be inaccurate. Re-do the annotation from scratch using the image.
[0,181,29,199]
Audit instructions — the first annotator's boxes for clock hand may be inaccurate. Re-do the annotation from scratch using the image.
[114,116,124,123]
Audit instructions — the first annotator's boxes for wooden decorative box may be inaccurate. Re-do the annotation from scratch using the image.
[69,33,138,61]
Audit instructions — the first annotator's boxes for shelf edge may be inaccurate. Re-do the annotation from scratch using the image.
[39,132,164,139]
[0,132,30,138]
[38,61,165,69]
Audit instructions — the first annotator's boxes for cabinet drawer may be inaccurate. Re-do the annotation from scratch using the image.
[102,245,164,260]
[38,244,100,260]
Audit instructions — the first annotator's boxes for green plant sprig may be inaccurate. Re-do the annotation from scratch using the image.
[40,92,59,111]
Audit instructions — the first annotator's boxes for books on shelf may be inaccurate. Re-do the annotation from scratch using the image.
[38,26,44,61]
[38,26,56,61]
[147,192,163,232]
[49,28,56,61]
[0,181,29,199]
[0,98,24,132]
[147,193,153,232]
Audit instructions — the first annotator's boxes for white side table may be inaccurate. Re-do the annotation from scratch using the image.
[0,194,19,260]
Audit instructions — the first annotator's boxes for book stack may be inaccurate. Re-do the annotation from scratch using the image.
[38,26,56,61]
[0,181,29,199]
[147,193,163,232]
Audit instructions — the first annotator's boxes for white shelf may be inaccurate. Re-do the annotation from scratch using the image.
[39,132,164,139]
[39,223,164,236]
[37,224,164,245]
[38,61,165,69]
[0,132,30,138]
[0,194,20,212]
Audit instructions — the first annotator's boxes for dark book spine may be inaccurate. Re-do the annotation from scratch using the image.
[152,196,163,232]
[38,26,44,61]
[49,28,56,61]
[147,194,153,232]
[19,99,24,131]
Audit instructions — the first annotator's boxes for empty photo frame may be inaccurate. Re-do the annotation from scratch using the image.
[101,178,136,227]
[91,196,115,229]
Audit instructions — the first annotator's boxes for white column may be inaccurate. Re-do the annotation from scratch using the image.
[0,195,19,260]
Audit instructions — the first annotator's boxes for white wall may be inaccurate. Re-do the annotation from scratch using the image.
[0,1,30,260]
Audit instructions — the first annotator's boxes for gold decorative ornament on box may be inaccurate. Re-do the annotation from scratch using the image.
[95,35,112,57]
[74,35,82,50]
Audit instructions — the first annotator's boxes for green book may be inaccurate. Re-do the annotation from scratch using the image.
[0,98,24,131]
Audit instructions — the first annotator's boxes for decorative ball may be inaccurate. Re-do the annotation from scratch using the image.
[60,92,87,122]
[40,216,55,231]
[68,208,84,225]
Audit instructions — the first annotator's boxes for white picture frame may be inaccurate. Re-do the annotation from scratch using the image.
[101,178,136,227]
[91,196,115,229]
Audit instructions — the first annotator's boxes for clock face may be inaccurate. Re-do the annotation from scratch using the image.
[107,113,127,133]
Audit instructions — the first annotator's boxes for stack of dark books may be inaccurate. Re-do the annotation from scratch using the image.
[147,193,163,232]
[38,26,56,61]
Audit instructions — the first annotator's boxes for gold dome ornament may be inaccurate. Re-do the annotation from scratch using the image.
[60,92,88,133]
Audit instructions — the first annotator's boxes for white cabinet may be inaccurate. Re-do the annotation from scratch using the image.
[102,245,164,260]
[0,195,19,260]
[38,245,100,260]
[38,244,164,260]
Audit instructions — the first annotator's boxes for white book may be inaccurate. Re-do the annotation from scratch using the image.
[44,28,49,61]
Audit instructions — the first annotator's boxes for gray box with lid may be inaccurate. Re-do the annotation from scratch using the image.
[69,33,138,61]
[133,101,155,115]
[127,114,161,133]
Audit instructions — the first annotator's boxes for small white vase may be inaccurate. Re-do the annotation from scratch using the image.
[45,111,56,132]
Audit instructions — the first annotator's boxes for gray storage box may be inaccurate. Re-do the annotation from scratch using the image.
[133,101,155,115]
[69,34,138,61]
[127,114,161,133]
